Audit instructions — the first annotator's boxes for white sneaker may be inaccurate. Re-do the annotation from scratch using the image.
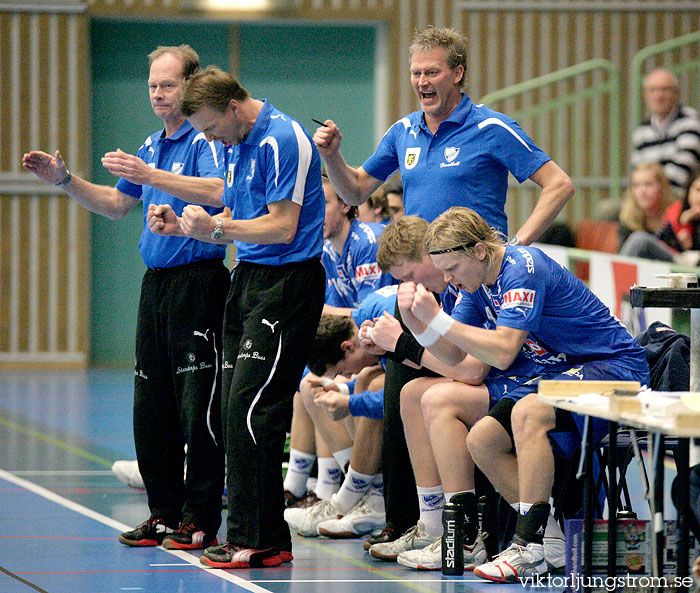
[544,536,565,571]
[473,541,547,583]
[397,536,441,570]
[111,460,145,489]
[369,520,438,561]
[284,495,340,537]
[463,532,490,570]
[317,493,386,538]
[397,531,489,570]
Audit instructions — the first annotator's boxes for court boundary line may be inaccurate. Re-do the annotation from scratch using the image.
[0,564,51,593]
[0,468,272,593]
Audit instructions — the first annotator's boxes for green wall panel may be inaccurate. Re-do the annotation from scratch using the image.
[90,20,376,367]
[90,20,231,366]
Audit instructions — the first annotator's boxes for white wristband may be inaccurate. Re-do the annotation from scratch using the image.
[413,326,440,347]
[428,310,454,336]
[363,326,374,340]
[337,383,350,395]
[320,377,333,387]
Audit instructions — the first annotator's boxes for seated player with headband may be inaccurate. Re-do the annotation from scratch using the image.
[397,206,649,583]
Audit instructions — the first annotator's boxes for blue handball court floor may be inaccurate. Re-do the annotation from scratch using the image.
[0,369,681,593]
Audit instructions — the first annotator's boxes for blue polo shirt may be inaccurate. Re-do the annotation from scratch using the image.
[323,219,397,308]
[362,93,551,230]
[116,120,226,269]
[222,100,324,265]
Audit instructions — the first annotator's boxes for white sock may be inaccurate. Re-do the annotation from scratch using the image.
[511,502,520,513]
[417,485,445,537]
[519,502,533,515]
[368,473,385,512]
[332,447,353,474]
[283,448,316,497]
[315,457,342,500]
[544,513,565,539]
[335,466,374,514]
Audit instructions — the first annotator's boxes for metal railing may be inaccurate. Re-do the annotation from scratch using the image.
[630,29,700,132]
[481,59,622,234]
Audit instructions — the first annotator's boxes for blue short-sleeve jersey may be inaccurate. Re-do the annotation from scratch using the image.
[351,285,397,328]
[323,219,398,308]
[458,246,649,372]
[221,100,324,265]
[361,94,551,230]
[116,121,226,269]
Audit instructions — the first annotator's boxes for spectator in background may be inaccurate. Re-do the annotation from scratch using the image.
[618,161,678,261]
[655,170,700,266]
[384,177,405,223]
[631,68,700,196]
[358,186,391,224]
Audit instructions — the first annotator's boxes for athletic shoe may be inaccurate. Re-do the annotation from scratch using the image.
[369,520,438,561]
[397,536,441,570]
[284,495,340,537]
[111,460,145,489]
[200,542,293,569]
[363,525,397,551]
[544,536,566,571]
[473,541,547,583]
[118,516,175,547]
[317,493,386,538]
[288,490,321,509]
[397,532,489,571]
[162,521,218,550]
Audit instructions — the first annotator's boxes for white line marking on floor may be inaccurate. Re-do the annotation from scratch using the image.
[0,469,273,593]
[149,563,192,566]
[11,470,114,476]
[247,579,485,583]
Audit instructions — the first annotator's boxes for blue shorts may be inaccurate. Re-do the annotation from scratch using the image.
[487,357,649,457]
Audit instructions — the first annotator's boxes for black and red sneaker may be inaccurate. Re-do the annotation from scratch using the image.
[162,521,218,550]
[200,542,293,569]
[285,490,321,509]
[363,525,397,550]
[118,516,175,547]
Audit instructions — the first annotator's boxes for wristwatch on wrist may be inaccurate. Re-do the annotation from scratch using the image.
[55,171,72,188]
[210,218,224,240]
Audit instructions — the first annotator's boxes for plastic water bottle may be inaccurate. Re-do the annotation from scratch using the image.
[441,502,464,575]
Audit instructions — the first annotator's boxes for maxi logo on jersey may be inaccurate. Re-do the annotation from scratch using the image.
[501,288,536,309]
[355,262,382,281]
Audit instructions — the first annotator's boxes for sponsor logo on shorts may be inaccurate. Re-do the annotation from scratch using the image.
[563,365,584,379]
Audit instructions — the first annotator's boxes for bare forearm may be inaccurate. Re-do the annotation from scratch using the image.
[421,349,490,384]
[321,153,378,206]
[440,323,524,370]
[515,163,575,244]
[147,169,224,207]
[62,175,136,220]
